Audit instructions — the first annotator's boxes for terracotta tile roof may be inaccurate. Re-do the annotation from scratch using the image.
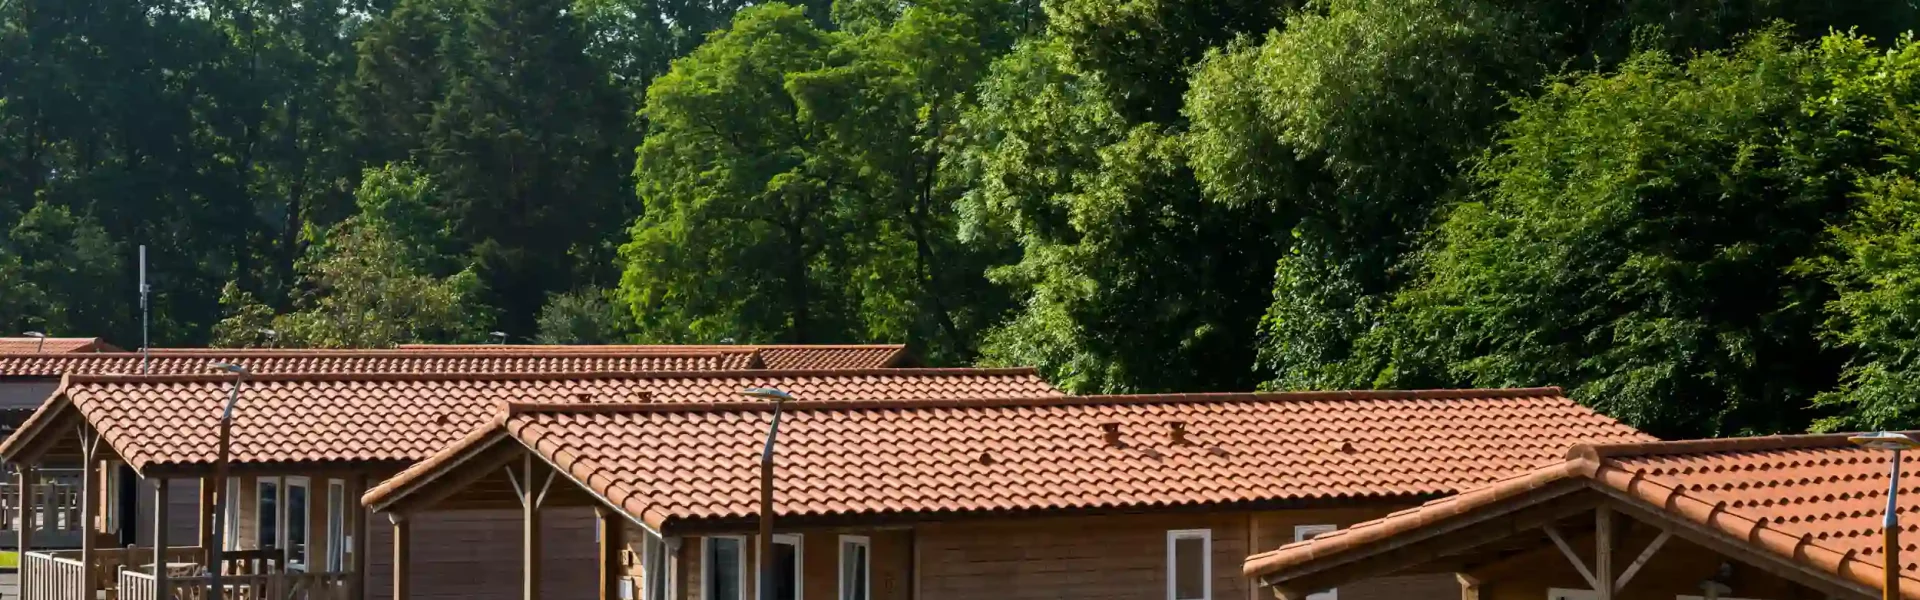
[1242,433,1920,599]
[395,344,910,369]
[364,388,1652,531]
[0,349,763,378]
[0,337,120,353]
[0,368,1055,471]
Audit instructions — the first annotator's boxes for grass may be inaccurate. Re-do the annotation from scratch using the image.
[0,550,18,569]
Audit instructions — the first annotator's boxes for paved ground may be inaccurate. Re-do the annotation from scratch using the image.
[0,571,16,599]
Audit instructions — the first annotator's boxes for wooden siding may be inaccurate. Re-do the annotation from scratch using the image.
[671,527,911,600]
[361,508,600,600]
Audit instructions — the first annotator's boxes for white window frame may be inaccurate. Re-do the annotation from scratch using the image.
[255,478,280,549]
[1166,529,1212,600]
[325,479,347,571]
[837,535,870,600]
[758,534,804,600]
[224,478,241,550]
[703,536,749,600]
[284,476,312,571]
[1294,525,1339,600]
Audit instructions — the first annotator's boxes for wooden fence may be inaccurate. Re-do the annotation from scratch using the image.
[0,470,84,549]
[140,571,349,600]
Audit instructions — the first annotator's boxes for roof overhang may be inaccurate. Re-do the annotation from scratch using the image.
[1246,455,1905,600]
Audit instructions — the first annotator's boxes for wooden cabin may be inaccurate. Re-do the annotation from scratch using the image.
[0,367,1058,600]
[363,388,1653,600]
[1243,435,1917,600]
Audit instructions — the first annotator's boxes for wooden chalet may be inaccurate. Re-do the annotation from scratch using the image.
[362,388,1652,600]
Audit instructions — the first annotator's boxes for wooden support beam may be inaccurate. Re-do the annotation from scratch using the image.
[78,428,99,600]
[1614,530,1670,591]
[1457,573,1482,600]
[598,506,623,600]
[16,463,32,600]
[1596,506,1614,600]
[199,477,216,550]
[1543,524,1598,591]
[393,517,412,600]
[154,477,171,596]
[519,454,544,600]
[352,475,370,600]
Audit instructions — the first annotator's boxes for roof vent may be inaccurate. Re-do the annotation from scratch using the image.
[574,392,593,403]
[977,452,994,466]
[1101,422,1123,447]
[1336,441,1356,454]
[1168,421,1188,445]
[433,413,451,426]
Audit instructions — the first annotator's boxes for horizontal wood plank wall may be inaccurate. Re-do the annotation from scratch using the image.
[1247,508,1459,600]
[915,512,1252,600]
[673,527,909,600]
[363,507,599,600]
[130,478,201,547]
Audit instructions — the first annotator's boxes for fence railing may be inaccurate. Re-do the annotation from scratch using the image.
[151,571,350,600]
[118,568,158,600]
[22,550,87,600]
[0,471,85,549]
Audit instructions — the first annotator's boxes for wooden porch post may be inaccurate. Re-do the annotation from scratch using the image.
[1596,506,1614,600]
[516,455,546,600]
[597,506,623,600]
[199,477,215,550]
[154,476,171,596]
[350,475,369,600]
[392,516,411,600]
[17,462,33,600]
[79,429,99,600]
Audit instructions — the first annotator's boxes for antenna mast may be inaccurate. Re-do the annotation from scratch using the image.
[139,245,150,374]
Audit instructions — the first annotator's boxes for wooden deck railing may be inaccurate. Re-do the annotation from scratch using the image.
[118,569,158,600]
[1,472,85,549]
[148,571,350,600]
[22,550,86,600]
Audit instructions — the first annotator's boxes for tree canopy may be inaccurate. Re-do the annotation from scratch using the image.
[15,0,1920,435]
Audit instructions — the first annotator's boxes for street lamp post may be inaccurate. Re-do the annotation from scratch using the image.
[22,331,45,353]
[208,362,251,600]
[1853,431,1920,600]
[743,388,793,600]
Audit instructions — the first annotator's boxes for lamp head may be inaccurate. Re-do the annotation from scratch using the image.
[1850,431,1920,452]
[742,387,794,403]
[21,331,44,339]
[209,362,251,376]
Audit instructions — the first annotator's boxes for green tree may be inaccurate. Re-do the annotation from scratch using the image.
[213,164,487,348]
[0,203,127,337]
[1375,32,1888,437]
[535,288,633,344]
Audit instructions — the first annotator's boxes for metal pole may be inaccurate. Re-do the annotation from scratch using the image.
[757,399,783,600]
[139,245,149,374]
[1890,448,1904,600]
[208,375,242,600]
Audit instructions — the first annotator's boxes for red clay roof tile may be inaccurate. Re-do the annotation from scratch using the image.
[0,337,121,353]
[394,344,909,369]
[1242,433,1920,598]
[0,368,1056,471]
[365,388,1652,530]
[0,348,763,377]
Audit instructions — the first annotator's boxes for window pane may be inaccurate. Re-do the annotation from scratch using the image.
[708,539,742,600]
[645,534,670,600]
[840,542,868,600]
[327,483,346,571]
[772,541,799,600]
[1173,537,1205,600]
[288,483,309,566]
[258,482,278,549]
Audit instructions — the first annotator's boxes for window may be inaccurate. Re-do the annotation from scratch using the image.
[325,480,347,571]
[224,479,241,551]
[1294,525,1339,600]
[703,536,746,600]
[641,531,672,600]
[285,477,311,570]
[838,536,869,600]
[762,534,802,600]
[256,480,279,549]
[1167,529,1210,600]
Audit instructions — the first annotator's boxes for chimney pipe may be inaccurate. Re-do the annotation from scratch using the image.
[1101,422,1122,447]
[1168,421,1188,445]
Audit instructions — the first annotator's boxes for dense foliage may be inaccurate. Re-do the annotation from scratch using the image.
[16,0,1920,434]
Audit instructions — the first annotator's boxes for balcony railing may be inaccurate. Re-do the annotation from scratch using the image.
[25,546,341,600]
